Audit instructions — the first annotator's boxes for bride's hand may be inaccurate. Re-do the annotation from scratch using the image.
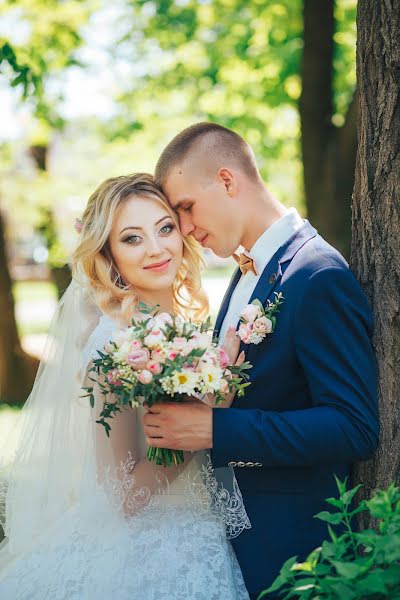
[204,327,246,409]
[222,326,243,366]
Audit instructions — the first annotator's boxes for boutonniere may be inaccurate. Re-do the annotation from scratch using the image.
[238,292,284,345]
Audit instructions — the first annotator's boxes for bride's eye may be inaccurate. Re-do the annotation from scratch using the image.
[159,223,175,235]
[123,234,142,245]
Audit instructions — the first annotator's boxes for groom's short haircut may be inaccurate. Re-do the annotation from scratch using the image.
[155,122,260,187]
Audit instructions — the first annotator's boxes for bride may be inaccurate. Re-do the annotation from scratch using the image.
[0,173,250,599]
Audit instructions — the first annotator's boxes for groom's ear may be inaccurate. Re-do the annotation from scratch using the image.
[218,168,237,196]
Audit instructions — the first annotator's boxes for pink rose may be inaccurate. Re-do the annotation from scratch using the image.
[127,348,150,370]
[107,369,123,386]
[137,369,153,384]
[151,348,166,363]
[155,312,173,325]
[130,340,142,350]
[241,304,262,323]
[253,316,273,334]
[146,360,163,375]
[144,329,166,348]
[218,347,230,369]
[168,350,179,361]
[171,337,187,351]
[238,322,253,344]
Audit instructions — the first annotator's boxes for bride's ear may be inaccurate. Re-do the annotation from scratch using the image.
[218,168,237,196]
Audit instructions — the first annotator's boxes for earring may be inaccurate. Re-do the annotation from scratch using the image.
[114,270,125,288]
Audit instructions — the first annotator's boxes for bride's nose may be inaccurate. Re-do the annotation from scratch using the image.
[145,235,163,256]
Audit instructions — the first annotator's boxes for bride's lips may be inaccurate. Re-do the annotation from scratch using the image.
[143,259,171,272]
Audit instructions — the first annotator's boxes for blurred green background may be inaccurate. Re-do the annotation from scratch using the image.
[0,0,357,413]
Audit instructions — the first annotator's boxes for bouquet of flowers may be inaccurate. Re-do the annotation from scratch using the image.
[82,304,251,467]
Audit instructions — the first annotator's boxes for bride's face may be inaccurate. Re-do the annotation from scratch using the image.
[108,195,183,295]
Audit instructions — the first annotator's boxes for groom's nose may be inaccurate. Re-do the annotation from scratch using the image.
[179,214,195,237]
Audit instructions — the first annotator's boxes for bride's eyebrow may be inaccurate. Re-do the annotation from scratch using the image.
[119,215,172,235]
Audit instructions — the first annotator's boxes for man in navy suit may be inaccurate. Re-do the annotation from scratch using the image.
[143,122,379,598]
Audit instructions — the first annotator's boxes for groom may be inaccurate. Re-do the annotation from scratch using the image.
[143,122,379,598]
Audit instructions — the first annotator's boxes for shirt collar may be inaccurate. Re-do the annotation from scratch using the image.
[242,208,304,275]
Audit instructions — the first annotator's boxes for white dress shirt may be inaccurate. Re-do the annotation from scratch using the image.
[219,208,304,343]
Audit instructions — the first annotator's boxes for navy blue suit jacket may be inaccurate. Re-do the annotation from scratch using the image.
[212,221,379,596]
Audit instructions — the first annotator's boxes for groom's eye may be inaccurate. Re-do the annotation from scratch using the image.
[183,204,193,213]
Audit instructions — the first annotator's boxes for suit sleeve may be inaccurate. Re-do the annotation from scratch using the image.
[212,266,380,468]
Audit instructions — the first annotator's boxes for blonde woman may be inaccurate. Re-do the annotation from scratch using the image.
[0,173,250,599]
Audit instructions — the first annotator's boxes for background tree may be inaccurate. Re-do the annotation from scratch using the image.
[300,0,357,256]
[117,0,357,254]
[0,211,39,404]
[0,0,90,402]
[352,0,400,521]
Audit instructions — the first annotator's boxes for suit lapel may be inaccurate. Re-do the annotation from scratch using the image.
[214,222,317,339]
[238,221,318,358]
[249,220,318,308]
[214,266,242,336]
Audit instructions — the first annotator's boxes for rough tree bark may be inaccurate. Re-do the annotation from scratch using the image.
[0,212,39,404]
[352,0,400,520]
[300,0,357,258]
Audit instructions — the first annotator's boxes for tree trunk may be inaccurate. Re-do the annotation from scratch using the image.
[352,0,400,522]
[0,212,39,404]
[300,0,357,258]
[31,146,72,299]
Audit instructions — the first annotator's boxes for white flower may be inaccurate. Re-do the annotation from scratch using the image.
[200,365,223,392]
[161,369,199,395]
[113,340,132,362]
[247,332,264,345]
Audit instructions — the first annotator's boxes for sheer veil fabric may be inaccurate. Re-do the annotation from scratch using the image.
[0,279,251,599]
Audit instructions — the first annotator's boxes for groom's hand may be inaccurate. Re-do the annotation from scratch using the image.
[142,400,213,451]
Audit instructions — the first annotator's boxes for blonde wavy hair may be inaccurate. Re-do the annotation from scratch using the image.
[72,173,209,323]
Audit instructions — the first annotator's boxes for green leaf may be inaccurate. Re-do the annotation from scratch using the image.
[342,483,363,506]
[334,475,348,496]
[331,560,365,579]
[356,571,387,595]
[325,496,344,509]
[314,511,343,525]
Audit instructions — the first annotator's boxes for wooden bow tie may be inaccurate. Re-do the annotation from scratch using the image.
[233,252,258,276]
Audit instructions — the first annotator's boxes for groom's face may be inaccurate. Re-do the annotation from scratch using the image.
[163,165,241,258]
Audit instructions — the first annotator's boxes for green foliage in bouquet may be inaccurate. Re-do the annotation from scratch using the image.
[81,304,252,467]
[259,479,400,599]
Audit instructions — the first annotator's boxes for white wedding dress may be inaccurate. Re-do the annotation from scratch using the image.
[0,283,250,600]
